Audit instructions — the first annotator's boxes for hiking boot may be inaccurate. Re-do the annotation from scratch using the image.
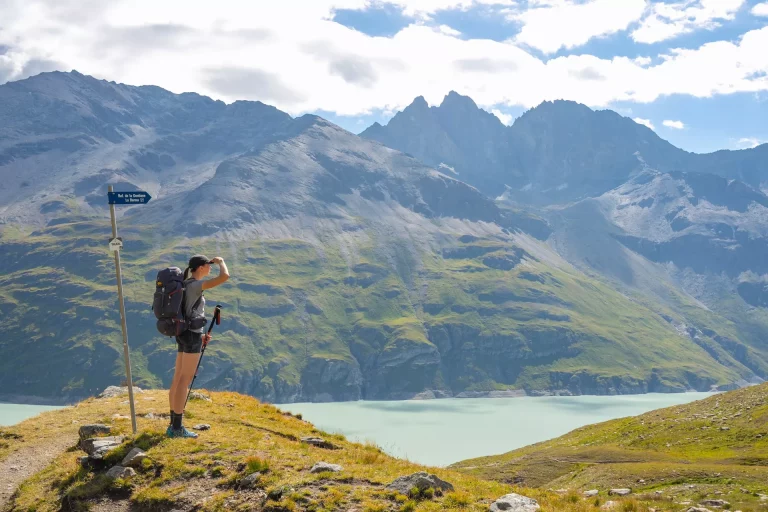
[165,425,175,438]
[170,426,198,439]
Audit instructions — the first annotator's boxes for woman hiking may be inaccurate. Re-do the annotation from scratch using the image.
[167,254,229,438]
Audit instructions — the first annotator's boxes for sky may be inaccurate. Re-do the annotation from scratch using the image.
[0,0,767,153]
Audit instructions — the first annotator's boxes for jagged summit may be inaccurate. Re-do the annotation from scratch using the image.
[439,90,480,110]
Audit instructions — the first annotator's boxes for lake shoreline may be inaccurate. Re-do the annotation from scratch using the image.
[1,387,729,408]
[2,391,717,465]
[0,393,85,407]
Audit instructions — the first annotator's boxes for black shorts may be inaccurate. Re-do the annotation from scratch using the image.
[176,330,203,354]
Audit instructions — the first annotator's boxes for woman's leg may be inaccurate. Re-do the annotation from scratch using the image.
[171,351,202,416]
[169,351,183,421]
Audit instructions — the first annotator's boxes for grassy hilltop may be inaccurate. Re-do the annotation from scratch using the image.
[3,386,768,510]
[452,382,768,510]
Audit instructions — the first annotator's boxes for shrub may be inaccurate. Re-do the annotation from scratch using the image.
[245,456,269,474]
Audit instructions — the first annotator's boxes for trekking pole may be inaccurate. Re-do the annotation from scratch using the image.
[185,305,222,408]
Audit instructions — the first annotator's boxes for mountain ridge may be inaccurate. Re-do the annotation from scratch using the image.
[0,71,764,404]
[361,91,767,205]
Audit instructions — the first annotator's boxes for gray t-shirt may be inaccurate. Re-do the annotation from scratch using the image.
[184,279,205,333]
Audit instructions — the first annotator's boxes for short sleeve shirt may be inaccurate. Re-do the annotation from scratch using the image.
[184,279,206,333]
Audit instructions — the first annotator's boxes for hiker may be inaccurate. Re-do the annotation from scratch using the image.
[167,254,229,438]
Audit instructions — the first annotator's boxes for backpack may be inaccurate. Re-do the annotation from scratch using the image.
[152,267,205,337]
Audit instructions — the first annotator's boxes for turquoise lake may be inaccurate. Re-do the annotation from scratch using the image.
[2,392,714,467]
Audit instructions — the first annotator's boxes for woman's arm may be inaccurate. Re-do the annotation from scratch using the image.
[202,257,230,290]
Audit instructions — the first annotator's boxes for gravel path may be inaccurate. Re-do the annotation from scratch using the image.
[0,434,77,510]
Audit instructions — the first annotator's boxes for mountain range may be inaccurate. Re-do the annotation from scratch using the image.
[1,70,767,404]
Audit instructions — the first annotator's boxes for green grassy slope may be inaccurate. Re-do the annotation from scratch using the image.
[0,216,746,403]
[451,382,768,509]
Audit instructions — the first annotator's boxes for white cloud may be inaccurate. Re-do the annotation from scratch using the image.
[753,2,768,16]
[510,0,647,54]
[436,24,461,36]
[0,0,767,119]
[633,118,655,129]
[632,0,746,44]
[737,137,766,148]
[633,56,653,67]
[662,119,685,129]
[491,109,514,125]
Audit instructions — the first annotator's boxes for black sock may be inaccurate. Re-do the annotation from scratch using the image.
[172,411,183,429]
[169,410,175,425]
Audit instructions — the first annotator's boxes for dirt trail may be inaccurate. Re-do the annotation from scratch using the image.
[0,434,77,511]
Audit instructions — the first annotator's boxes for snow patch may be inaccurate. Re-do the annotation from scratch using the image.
[438,163,457,175]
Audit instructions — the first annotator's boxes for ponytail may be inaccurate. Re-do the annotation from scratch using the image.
[183,267,191,280]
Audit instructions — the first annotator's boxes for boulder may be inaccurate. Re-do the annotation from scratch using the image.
[489,493,540,511]
[106,466,136,479]
[240,472,261,489]
[609,488,632,496]
[386,472,454,496]
[121,448,148,467]
[583,490,599,497]
[80,436,124,459]
[310,462,343,473]
[97,386,143,398]
[78,424,111,440]
[300,437,339,450]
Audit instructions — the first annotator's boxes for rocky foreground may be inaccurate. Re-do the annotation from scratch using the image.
[5,387,759,511]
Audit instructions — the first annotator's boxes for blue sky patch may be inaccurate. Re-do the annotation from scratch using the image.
[332,4,412,37]
[429,5,520,42]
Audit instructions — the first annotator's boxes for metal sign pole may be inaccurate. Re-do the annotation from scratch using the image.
[108,184,137,434]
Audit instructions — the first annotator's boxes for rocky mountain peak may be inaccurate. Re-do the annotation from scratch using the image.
[403,95,430,113]
[439,90,480,111]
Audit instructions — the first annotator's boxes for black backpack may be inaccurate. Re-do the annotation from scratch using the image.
[152,267,204,337]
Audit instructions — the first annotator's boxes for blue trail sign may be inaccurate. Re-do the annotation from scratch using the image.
[108,191,152,204]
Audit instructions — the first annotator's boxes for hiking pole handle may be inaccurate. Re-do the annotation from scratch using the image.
[207,305,222,334]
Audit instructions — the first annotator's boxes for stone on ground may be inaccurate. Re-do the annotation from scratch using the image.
[78,424,111,440]
[609,488,632,496]
[240,472,261,489]
[121,448,148,467]
[300,437,339,449]
[310,462,343,473]
[105,466,136,479]
[192,424,211,430]
[489,493,540,511]
[700,500,729,507]
[188,391,211,401]
[583,489,599,497]
[80,436,124,459]
[97,386,143,398]
[386,471,454,495]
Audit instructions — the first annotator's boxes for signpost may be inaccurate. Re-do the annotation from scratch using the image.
[108,185,152,434]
